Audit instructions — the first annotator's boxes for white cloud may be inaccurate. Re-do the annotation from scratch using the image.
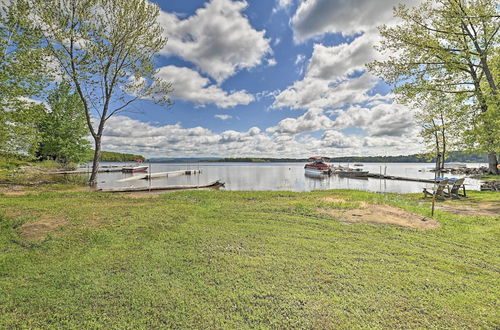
[295,54,306,66]
[273,71,379,110]
[266,108,334,135]
[156,65,254,108]
[321,130,362,149]
[101,114,422,158]
[159,0,271,83]
[272,31,387,110]
[291,0,420,41]
[331,102,417,137]
[273,0,293,13]
[267,58,277,67]
[306,32,381,81]
[215,114,233,120]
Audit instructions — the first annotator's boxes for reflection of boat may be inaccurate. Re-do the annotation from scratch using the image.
[121,165,148,173]
[305,171,330,180]
[339,175,368,180]
[304,156,332,175]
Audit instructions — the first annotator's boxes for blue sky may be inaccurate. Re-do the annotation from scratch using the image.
[102,0,421,158]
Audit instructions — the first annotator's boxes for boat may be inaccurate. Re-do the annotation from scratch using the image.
[121,165,148,173]
[353,163,364,167]
[333,166,369,177]
[304,156,332,175]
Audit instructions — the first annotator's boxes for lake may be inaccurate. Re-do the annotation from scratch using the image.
[94,162,486,194]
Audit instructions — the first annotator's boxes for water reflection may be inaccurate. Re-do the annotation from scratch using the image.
[95,162,485,194]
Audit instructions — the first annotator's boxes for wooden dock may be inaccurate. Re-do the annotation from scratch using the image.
[366,173,436,183]
[98,180,224,193]
[117,170,201,182]
[48,167,123,174]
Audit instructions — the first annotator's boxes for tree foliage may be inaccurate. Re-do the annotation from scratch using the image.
[368,0,499,173]
[37,83,90,165]
[30,0,173,183]
[0,0,49,157]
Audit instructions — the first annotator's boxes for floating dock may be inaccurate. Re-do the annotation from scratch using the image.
[117,170,201,182]
[366,173,435,183]
[98,180,224,193]
[48,167,123,174]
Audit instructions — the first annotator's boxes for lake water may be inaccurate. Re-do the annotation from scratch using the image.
[94,162,486,194]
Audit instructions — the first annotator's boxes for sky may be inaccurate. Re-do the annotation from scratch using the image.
[102,0,423,159]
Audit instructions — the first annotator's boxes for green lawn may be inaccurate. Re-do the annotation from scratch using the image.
[0,189,498,328]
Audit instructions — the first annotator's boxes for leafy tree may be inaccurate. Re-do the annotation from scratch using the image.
[368,0,499,174]
[37,83,90,165]
[0,0,48,157]
[31,0,172,184]
[414,93,469,170]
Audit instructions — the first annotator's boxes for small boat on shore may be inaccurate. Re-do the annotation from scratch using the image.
[304,156,332,175]
[121,165,148,173]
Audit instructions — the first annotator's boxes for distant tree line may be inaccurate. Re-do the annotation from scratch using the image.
[203,152,487,163]
[85,151,145,163]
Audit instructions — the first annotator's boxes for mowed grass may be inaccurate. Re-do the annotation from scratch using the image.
[0,189,498,328]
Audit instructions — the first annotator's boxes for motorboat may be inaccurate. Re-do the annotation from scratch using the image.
[332,166,369,177]
[121,165,148,173]
[304,156,332,175]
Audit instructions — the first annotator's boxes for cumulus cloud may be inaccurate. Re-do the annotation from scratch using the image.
[306,32,381,81]
[291,0,419,41]
[215,114,233,120]
[273,71,379,110]
[272,30,388,110]
[159,0,271,83]
[266,108,335,135]
[321,130,361,149]
[156,65,254,108]
[103,116,279,157]
[331,102,417,137]
[273,0,293,13]
[101,114,422,158]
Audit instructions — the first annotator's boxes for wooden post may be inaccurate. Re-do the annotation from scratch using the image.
[431,154,441,217]
[148,161,151,191]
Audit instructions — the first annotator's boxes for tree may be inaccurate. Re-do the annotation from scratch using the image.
[37,82,90,165]
[368,0,499,174]
[414,93,467,171]
[0,0,49,157]
[31,0,172,184]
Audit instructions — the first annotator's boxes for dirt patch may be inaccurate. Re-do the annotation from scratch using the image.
[20,217,68,241]
[2,190,30,196]
[123,191,162,198]
[321,197,368,207]
[318,204,439,230]
[437,203,500,218]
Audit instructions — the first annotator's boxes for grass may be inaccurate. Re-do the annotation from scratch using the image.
[0,189,498,328]
[0,156,87,185]
[480,174,500,181]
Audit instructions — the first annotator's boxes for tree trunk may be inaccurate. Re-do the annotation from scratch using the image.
[487,151,498,175]
[89,137,101,185]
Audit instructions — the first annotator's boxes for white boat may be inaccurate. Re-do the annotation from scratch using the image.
[121,165,148,173]
[333,167,369,177]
